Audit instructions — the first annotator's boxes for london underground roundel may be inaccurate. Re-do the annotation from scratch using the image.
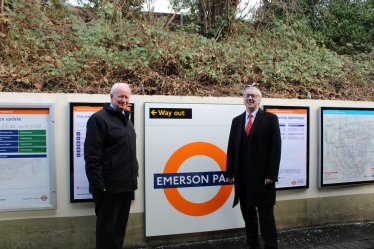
[162,142,233,216]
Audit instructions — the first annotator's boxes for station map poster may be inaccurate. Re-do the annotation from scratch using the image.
[263,106,309,190]
[145,103,245,237]
[69,102,135,202]
[318,107,374,187]
[0,103,56,212]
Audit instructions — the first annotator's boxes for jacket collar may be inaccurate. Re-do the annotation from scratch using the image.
[104,103,130,120]
[241,108,265,139]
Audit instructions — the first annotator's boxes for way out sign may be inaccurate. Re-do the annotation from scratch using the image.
[144,103,244,236]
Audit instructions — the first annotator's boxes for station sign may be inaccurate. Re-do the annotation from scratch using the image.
[144,103,244,236]
[149,108,192,119]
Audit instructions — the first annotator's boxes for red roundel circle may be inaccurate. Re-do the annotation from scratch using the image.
[163,142,233,216]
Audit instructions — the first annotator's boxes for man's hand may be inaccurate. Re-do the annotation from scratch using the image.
[265,179,273,185]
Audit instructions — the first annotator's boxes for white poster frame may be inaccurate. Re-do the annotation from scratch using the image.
[0,102,56,212]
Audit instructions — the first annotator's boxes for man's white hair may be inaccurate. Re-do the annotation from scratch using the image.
[110,83,131,95]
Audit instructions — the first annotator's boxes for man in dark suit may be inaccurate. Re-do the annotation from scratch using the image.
[226,86,282,249]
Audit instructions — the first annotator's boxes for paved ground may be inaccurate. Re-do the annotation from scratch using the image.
[135,222,374,249]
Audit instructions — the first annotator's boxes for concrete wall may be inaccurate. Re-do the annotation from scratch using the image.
[0,92,373,249]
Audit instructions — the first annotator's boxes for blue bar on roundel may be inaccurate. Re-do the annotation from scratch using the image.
[154,171,233,189]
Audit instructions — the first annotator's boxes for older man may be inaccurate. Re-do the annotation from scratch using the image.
[226,86,282,249]
[85,83,139,249]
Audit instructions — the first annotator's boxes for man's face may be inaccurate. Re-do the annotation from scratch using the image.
[243,88,261,113]
[110,85,130,112]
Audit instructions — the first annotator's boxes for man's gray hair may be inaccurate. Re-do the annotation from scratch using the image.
[243,86,262,99]
[110,83,131,95]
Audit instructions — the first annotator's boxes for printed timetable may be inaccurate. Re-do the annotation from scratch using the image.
[71,105,103,202]
[69,103,135,202]
[263,106,310,190]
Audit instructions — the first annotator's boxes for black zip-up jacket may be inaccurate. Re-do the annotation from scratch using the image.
[84,103,139,194]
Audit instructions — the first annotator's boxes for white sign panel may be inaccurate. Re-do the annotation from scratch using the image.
[0,104,56,212]
[145,103,245,237]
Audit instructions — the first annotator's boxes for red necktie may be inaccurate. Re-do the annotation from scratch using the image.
[245,114,252,136]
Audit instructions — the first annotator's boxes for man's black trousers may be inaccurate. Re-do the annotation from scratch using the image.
[238,184,278,249]
[93,191,133,249]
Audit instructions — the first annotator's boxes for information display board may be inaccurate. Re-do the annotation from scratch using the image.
[318,107,374,187]
[145,103,245,237]
[0,103,56,212]
[263,106,309,190]
[69,103,134,202]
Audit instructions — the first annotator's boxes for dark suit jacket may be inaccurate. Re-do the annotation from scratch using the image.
[226,108,281,208]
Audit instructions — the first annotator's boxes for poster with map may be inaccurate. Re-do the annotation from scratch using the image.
[319,107,374,187]
[0,103,56,212]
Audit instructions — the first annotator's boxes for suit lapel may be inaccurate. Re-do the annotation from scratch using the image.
[248,108,264,139]
[236,111,246,143]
